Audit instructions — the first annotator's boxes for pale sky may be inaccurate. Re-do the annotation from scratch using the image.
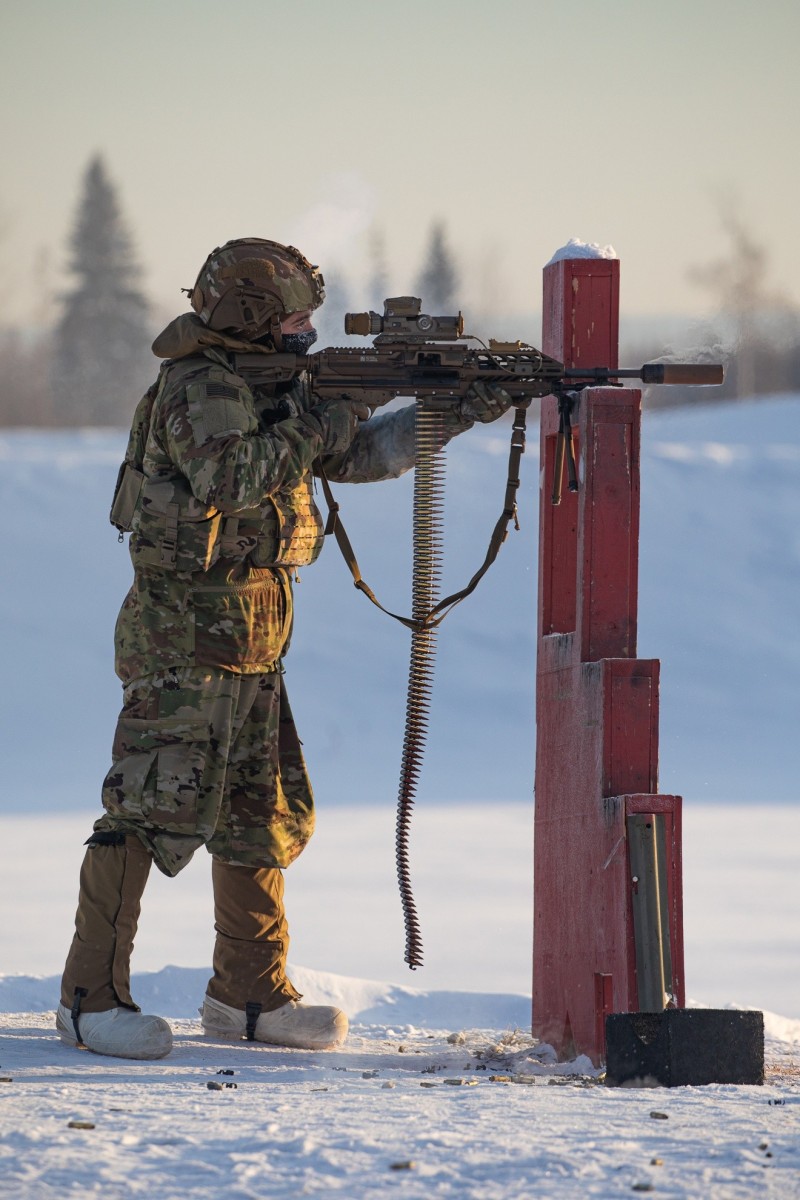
[1,0,798,331]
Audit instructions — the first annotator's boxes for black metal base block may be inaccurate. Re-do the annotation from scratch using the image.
[605,1009,764,1087]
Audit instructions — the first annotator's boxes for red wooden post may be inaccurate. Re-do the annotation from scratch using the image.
[533,255,685,1065]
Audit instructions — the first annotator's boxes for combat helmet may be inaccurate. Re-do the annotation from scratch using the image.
[190,238,325,344]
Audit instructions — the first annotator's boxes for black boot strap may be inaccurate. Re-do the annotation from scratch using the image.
[70,987,89,1048]
[244,1001,262,1041]
[84,830,127,847]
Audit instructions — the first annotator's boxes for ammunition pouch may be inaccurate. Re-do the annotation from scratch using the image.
[110,462,147,535]
[220,482,325,569]
[128,474,325,574]
[109,372,165,535]
[130,476,224,573]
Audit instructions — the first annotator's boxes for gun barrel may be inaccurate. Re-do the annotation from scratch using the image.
[564,363,724,387]
[640,363,724,386]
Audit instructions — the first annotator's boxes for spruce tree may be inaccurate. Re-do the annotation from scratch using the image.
[415,221,459,312]
[54,155,152,424]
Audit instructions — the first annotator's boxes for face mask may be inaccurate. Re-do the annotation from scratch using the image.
[281,328,318,354]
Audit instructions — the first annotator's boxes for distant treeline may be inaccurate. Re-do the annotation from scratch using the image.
[1,157,797,426]
[0,156,465,429]
[5,312,798,428]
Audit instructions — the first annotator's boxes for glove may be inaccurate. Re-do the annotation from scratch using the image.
[459,381,513,424]
[301,397,371,454]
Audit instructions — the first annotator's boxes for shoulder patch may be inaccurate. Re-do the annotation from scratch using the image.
[185,380,257,447]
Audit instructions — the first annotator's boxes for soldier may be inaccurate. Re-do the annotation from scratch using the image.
[57,238,511,1059]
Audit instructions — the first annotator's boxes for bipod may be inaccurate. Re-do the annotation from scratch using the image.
[551,392,579,506]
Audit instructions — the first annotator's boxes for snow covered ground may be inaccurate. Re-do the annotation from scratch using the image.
[1,396,799,1196]
[0,802,798,1199]
[0,973,798,1199]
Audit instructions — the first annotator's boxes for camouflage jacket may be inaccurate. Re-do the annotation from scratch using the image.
[115,314,475,683]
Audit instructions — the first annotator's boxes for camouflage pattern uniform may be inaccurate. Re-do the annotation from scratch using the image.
[60,239,507,1029]
[60,307,482,1019]
[92,313,476,877]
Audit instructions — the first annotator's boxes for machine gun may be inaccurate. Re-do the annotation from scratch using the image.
[238,296,721,507]
[300,298,723,971]
[303,296,721,506]
[310,294,719,404]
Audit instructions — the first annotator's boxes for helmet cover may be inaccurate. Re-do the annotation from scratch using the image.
[190,238,325,338]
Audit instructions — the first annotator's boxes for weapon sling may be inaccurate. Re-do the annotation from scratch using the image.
[317,404,528,968]
[317,404,528,634]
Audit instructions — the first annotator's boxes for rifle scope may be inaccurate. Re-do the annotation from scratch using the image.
[345,296,464,341]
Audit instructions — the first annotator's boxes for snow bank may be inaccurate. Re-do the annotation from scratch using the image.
[4,802,798,1017]
[0,964,533,1029]
[5,962,797,1040]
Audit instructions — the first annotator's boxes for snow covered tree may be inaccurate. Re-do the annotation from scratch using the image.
[53,155,152,423]
[415,221,459,312]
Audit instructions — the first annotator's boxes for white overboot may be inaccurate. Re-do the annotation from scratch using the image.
[200,995,348,1050]
[56,1003,173,1060]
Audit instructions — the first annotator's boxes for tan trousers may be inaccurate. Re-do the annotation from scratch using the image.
[61,835,300,1013]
